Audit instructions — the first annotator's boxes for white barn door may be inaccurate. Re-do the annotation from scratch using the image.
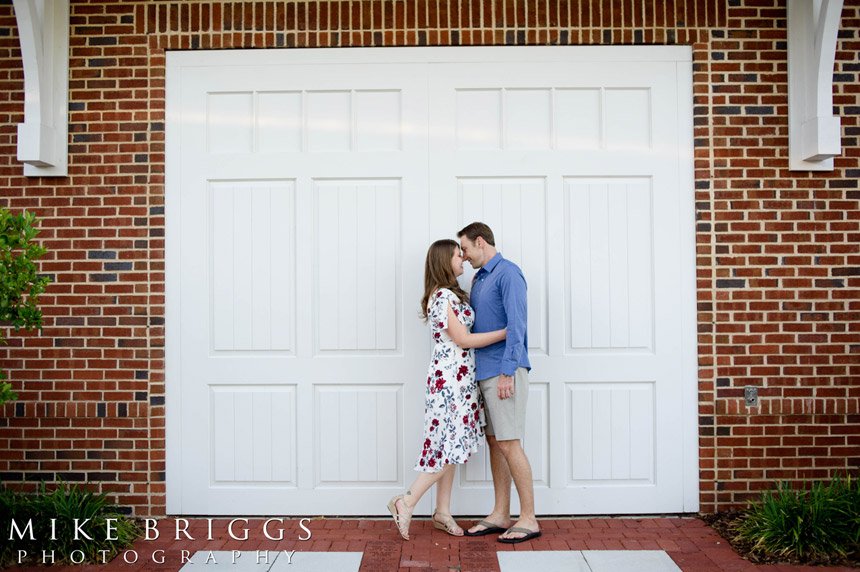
[166,47,698,515]
[167,58,433,514]
[428,58,697,514]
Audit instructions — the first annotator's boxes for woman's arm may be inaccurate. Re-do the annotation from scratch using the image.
[445,304,506,349]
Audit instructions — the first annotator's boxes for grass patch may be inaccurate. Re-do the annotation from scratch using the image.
[0,483,140,566]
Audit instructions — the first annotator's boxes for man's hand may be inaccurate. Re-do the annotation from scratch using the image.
[498,374,514,400]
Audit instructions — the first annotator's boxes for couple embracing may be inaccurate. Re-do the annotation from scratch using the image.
[387,222,540,544]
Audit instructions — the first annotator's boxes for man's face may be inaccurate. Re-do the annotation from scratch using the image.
[459,236,483,269]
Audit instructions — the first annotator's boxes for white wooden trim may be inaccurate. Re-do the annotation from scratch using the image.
[165,51,183,513]
[676,59,700,513]
[12,0,69,176]
[788,0,844,171]
[168,45,692,67]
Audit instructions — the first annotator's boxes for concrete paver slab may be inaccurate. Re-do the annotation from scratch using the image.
[178,550,362,572]
[269,551,362,571]
[583,550,682,572]
[498,550,591,572]
[180,551,272,570]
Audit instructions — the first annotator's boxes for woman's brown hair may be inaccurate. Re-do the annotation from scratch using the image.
[420,239,470,321]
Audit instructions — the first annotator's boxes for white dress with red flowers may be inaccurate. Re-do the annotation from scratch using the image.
[415,288,485,473]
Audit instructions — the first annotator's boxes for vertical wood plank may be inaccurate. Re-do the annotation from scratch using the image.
[252,391,272,480]
[375,184,398,350]
[233,189,253,350]
[570,387,593,480]
[213,390,235,481]
[569,182,591,349]
[338,186,359,349]
[271,390,293,482]
[251,186,273,349]
[591,388,612,479]
[627,182,653,349]
[629,386,653,479]
[376,389,398,481]
[317,185,340,350]
[318,389,340,482]
[589,184,611,347]
[355,186,377,350]
[212,186,235,350]
[339,390,359,480]
[608,183,630,348]
[610,389,631,478]
[269,185,294,351]
[234,391,253,481]
[521,181,545,351]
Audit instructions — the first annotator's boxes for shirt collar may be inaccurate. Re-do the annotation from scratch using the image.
[479,252,503,274]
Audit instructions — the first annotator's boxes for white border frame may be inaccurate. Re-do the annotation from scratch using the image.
[165,46,698,514]
[165,51,182,514]
[676,58,700,512]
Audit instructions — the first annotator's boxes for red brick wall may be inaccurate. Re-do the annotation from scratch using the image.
[0,0,857,517]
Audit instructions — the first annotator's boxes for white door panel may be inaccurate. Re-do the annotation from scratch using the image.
[166,47,697,515]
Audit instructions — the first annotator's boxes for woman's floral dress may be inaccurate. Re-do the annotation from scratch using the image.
[415,288,485,473]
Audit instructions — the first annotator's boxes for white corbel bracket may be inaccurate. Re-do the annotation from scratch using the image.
[788,0,844,171]
[13,0,69,177]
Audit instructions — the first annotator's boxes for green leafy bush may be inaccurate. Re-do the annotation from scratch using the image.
[0,483,140,566]
[732,476,860,562]
[0,208,50,405]
[0,382,15,404]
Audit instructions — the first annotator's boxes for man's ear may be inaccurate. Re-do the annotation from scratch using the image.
[475,236,485,249]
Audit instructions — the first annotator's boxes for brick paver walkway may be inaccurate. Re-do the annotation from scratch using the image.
[13,517,859,571]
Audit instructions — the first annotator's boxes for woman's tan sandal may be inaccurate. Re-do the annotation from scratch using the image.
[431,510,464,536]
[386,495,412,540]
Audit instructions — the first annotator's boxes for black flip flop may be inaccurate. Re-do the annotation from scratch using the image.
[463,519,507,537]
[497,526,542,544]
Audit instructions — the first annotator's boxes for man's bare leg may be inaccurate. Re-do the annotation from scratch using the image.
[495,438,539,540]
[467,435,513,534]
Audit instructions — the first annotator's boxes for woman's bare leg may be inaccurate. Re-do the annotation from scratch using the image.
[400,464,452,510]
[392,465,457,538]
[434,465,463,535]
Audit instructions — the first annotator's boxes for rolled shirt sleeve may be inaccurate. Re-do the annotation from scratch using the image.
[499,268,528,376]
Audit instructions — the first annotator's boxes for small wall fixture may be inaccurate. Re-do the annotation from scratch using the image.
[13,0,69,177]
[788,0,844,171]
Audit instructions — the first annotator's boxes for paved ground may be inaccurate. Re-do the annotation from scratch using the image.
[12,517,859,571]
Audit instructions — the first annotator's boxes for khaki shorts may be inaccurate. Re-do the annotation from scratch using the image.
[478,368,529,441]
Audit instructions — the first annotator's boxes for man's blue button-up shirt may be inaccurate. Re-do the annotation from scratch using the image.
[470,253,531,380]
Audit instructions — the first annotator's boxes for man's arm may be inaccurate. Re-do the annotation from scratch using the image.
[499,267,528,377]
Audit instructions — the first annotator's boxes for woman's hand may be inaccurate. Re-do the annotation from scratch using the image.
[445,304,508,349]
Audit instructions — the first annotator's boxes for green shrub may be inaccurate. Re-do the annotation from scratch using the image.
[0,208,51,406]
[732,476,860,561]
[0,483,140,566]
[0,382,15,404]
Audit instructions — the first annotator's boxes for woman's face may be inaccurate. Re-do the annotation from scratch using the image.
[450,247,465,277]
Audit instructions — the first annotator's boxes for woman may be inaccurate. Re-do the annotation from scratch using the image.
[387,239,506,540]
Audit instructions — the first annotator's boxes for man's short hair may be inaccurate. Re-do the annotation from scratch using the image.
[457,222,495,246]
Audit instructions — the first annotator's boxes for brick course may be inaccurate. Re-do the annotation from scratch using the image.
[0,0,857,516]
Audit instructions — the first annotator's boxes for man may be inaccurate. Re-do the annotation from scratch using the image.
[458,222,540,544]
